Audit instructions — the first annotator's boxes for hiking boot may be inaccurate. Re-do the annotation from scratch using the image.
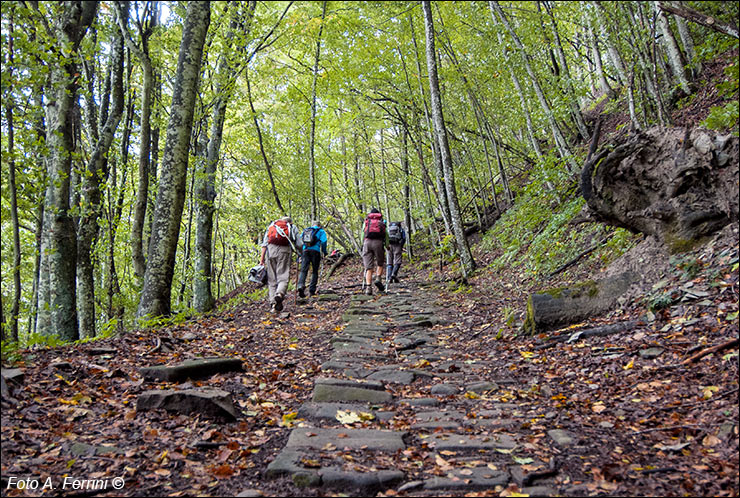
[270,303,278,313]
[274,293,284,312]
[364,286,372,296]
[309,290,316,297]
[298,287,305,298]
[374,279,384,292]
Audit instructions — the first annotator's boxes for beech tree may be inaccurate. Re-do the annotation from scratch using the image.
[137,1,210,319]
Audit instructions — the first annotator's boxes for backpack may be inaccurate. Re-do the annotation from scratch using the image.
[302,227,318,247]
[388,222,403,244]
[364,212,385,240]
[267,219,291,246]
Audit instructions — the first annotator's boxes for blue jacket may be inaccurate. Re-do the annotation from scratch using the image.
[302,226,328,256]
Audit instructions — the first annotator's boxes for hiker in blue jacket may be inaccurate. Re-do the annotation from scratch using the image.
[297,220,328,297]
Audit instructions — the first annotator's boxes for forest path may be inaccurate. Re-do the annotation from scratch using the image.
[261,281,562,496]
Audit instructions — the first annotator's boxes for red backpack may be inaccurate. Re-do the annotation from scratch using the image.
[267,219,291,245]
[364,212,385,239]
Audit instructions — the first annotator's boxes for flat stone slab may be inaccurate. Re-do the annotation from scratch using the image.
[1,368,24,383]
[431,383,460,395]
[315,377,385,391]
[548,429,576,447]
[401,397,440,407]
[298,402,395,422]
[312,384,392,403]
[68,442,124,457]
[466,381,499,394]
[266,449,404,492]
[286,427,406,451]
[426,433,516,451]
[137,388,238,420]
[415,410,465,421]
[423,467,509,491]
[320,468,404,493]
[412,421,461,430]
[140,357,243,382]
[366,369,415,385]
[316,293,342,302]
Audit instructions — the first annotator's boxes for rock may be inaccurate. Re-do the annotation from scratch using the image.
[298,402,395,422]
[1,368,24,384]
[547,429,576,447]
[522,272,638,334]
[423,467,509,490]
[312,384,392,404]
[424,433,516,451]
[319,468,404,494]
[466,381,499,394]
[69,442,124,457]
[286,427,406,452]
[431,383,459,395]
[88,347,117,356]
[401,397,439,407]
[366,369,414,385]
[137,388,238,420]
[139,357,243,382]
[235,490,264,497]
[639,347,664,359]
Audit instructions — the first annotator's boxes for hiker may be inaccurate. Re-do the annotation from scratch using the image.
[361,208,389,295]
[386,221,406,284]
[259,216,300,313]
[297,220,328,298]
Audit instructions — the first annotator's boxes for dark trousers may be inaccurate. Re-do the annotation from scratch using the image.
[297,249,321,294]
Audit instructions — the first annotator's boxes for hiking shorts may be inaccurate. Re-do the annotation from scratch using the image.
[362,238,385,270]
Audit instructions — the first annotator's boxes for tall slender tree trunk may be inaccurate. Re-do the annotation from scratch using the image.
[5,10,21,342]
[40,1,98,341]
[654,0,692,94]
[309,1,327,221]
[490,1,577,172]
[400,126,413,259]
[76,4,125,339]
[194,1,255,313]
[422,1,475,278]
[115,0,158,284]
[137,1,210,319]
[409,11,451,235]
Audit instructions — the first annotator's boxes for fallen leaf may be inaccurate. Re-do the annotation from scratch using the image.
[702,435,721,447]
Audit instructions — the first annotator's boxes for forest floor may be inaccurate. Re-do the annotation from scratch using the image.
[1,219,738,497]
[2,48,738,498]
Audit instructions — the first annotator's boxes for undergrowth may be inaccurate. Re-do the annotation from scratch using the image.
[481,152,637,279]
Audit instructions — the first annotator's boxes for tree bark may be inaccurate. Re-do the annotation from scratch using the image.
[137,1,210,320]
[76,4,125,339]
[40,1,98,341]
[5,9,21,342]
[490,1,577,172]
[194,1,256,313]
[654,1,692,95]
[308,1,327,221]
[422,1,475,278]
[115,0,158,283]
[657,1,738,39]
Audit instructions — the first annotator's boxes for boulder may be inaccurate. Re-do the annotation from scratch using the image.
[137,388,238,420]
[140,357,243,382]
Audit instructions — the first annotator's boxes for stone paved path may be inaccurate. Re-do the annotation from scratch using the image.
[265,282,565,496]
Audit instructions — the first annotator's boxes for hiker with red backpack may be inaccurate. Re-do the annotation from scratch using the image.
[259,216,300,313]
[297,220,328,298]
[361,208,389,295]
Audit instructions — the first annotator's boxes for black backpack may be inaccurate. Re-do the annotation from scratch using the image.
[388,222,403,244]
[302,227,318,247]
